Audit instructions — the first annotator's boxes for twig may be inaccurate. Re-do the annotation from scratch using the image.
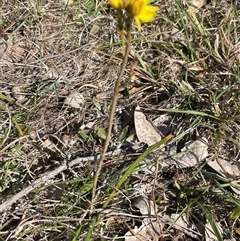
[0,136,28,153]
[0,150,121,213]
[91,18,133,206]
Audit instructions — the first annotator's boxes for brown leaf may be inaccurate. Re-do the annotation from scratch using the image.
[134,106,161,146]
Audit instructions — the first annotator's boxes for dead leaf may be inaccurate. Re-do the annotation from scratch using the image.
[162,138,208,169]
[205,221,222,241]
[12,86,26,104]
[153,114,171,126]
[159,214,202,240]
[207,158,240,195]
[207,158,240,178]
[64,92,85,109]
[90,24,100,35]
[41,139,56,152]
[187,0,205,10]
[132,196,155,215]
[125,220,161,241]
[125,196,161,241]
[134,106,161,146]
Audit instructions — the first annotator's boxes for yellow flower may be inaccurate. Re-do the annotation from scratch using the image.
[109,0,159,31]
[109,0,124,10]
[126,0,159,31]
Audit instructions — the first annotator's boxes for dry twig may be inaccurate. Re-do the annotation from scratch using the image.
[0,150,121,213]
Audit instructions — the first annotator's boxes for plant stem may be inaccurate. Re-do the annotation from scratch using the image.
[91,18,133,207]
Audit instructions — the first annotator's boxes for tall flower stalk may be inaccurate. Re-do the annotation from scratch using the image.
[91,0,159,206]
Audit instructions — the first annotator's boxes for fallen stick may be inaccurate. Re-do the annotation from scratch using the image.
[0,149,121,213]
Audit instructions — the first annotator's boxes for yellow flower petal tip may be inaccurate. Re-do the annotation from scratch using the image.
[109,0,124,10]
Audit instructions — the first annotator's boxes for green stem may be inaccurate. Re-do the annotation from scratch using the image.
[91,18,133,206]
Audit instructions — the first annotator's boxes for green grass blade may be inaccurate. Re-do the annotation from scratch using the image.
[71,225,83,241]
[84,215,98,241]
[103,134,173,208]
[160,108,223,121]
[197,201,223,241]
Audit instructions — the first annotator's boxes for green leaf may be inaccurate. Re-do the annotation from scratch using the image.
[79,180,93,195]
[97,128,106,140]
[230,205,240,219]
[119,125,129,141]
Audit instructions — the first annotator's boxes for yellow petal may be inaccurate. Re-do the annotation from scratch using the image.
[134,16,142,31]
[129,0,142,16]
[142,0,151,4]
[109,0,123,10]
[137,5,159,22]
[124,0,134,7]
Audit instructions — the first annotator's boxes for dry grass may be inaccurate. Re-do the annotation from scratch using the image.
[0,0,240,240]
